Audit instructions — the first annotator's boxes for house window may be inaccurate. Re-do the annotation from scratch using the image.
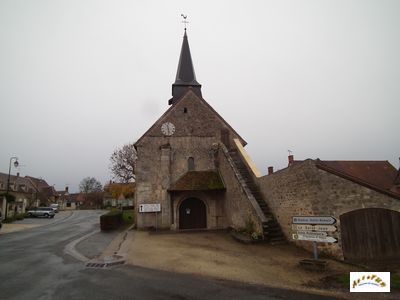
[184,107,188,113]
[188,157,195,171]
[66,202,71,207]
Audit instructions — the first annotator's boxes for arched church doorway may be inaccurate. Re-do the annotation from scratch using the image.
[179,198,206,229]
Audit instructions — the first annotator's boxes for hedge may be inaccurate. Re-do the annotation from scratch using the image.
[100,210,123,231]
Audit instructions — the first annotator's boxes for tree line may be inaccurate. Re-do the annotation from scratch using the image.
[77,142,137,207]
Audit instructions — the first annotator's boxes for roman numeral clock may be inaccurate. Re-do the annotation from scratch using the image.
[161,122,175,136]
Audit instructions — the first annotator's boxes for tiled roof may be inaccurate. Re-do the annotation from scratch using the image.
[316,160,400,199]
[169,171,225,191]
[0,172,36,193]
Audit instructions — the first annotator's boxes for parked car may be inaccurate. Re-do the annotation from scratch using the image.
[26,207,55,218]
[50,203,59,213]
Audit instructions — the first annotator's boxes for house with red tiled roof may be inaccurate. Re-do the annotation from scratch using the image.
[103,182,135,208]
[56,187,82,210]
[0,173,57,218]
[256,155,400,262]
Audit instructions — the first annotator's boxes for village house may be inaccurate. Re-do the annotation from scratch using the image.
[56,186,81,210]
[257,156,400,262]
[103,182,135,209]
[0,172,58,218]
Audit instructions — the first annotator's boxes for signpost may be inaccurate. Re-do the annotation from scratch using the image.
[139,204,161,213]
[291,224,337,232]
[291,215,338,260]
[292,216,336,225]
[295,231,328,237]
[292,233,337,243]
[139,203,161,230]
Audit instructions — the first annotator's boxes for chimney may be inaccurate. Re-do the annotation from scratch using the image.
[268,166,274,175]
[288,155,294,166]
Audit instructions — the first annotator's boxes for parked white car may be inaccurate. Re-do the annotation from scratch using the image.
[50,203,59,213]
[26,207,55,218]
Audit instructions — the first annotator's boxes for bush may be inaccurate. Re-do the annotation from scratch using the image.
[3,218,14,223]
[235,217,263,240]
[122,210,135,224]
[245,217,256,235]
[15,213,25,220]
[100,210,123,231]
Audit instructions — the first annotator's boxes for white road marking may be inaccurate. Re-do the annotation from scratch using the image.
[64,229,100,262]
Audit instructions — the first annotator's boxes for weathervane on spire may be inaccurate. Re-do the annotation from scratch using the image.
[181,14,189,31]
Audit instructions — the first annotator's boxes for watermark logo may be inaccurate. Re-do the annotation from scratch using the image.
[350,272,390,292]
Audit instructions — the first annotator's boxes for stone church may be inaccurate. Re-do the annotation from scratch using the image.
[134,29,400,262]
[134,29,284,242]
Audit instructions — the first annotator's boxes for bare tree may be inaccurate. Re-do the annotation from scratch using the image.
[79,177,103,209]
[79,177,102,194]
[109,142,137,183]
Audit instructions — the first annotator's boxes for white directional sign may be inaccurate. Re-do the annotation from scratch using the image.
[139,203,161,213]
[295,230,327,237]
[292,216,336,225]
[292,233,337,243]
[291,224,337,232]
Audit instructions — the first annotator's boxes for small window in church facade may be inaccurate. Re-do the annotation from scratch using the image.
[188,157,195,171]
[184,107,188,113]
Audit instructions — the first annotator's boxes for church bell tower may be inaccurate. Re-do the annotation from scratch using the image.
[169,29,202,105]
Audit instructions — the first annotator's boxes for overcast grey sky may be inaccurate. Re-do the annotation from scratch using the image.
[1,0,399,192]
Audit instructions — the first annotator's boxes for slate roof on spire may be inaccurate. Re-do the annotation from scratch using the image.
[174,30,200,86]
[169,30,202,105]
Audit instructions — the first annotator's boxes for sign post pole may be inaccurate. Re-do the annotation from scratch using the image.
[313,241,318,260]
[155,211,158,231]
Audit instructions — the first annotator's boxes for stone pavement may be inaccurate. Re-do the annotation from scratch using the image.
[0,223,40,234]
[0,211,73,234]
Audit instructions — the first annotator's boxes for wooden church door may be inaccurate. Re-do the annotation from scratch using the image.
[179,198,207,229]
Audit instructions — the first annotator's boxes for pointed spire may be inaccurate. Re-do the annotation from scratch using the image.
[169,30,202,105]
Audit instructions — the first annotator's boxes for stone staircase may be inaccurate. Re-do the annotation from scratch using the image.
[229,150,286,244]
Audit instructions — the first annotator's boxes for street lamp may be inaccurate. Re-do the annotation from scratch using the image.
[4,157,19,219]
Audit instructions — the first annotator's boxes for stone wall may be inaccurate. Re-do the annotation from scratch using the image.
[257,159,400,259]
[217,146,264,235]
[136,91,244,147]
[136,136,222,229]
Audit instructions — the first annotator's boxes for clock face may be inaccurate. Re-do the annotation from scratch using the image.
[161,122,175,136]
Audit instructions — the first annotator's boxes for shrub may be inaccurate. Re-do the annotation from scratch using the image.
[235,216,263,240]
[245,217,256,235]
[15,213,25,220]
[3,218,14,223]
[122,210,135,224]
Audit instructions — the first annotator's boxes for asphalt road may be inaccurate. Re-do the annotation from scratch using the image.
[0,210,339,300]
